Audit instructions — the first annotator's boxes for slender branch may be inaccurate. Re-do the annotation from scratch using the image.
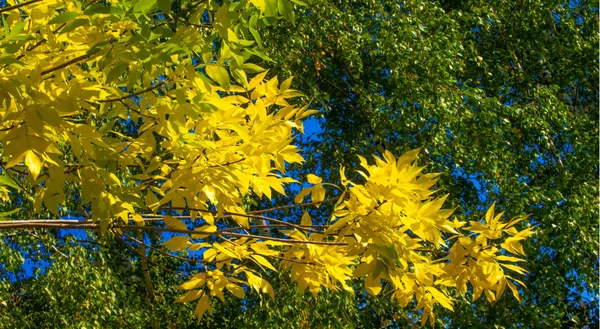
[0,223,97,231]
[217,231,347,246]
[175,17,213,29]
[15,23,67,61]
[207,157,246,168]
[115,232,184,276]
[268,254,315,265]
[166,206,324,234]
[41,49,101,76]
[135,230,160,329]
[0,221,348,246]
[413,248,448,255]
[117,99,158,120]
[0,164,32,196]
[22,229,70,258]
[98,83,165,103]
[0,219,449,252]
[0,0,42,14]
[0,124,17,132]
[50,244,69,258]
[248,197,340,214]
[121,233,199,266]
[217,224,325,234]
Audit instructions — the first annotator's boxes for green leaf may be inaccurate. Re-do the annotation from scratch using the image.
[105,61,129,84]
[248,27,263,48]
[0,174,21,190]
[60,18,90,34]
[157,0,172,13]
[206,65,230,89]
[264,0,278,17]
[241,63,266,73]
[0,208,22,219]
[0,56,25,66]
[277,0,295,22]
[133,0,157,14]
[48,11,79,25]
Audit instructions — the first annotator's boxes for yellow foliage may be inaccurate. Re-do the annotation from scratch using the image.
[0,0,535,325]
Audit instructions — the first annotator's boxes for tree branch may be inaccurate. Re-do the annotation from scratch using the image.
[0,221,348,246]
[135,230,160,329]
[41,49,101,76]
[121,233,199,267]
[0,0,42,14]
[98,83,165,103]
[248,197,340,214]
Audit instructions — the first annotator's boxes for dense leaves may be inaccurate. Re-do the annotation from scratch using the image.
[0,0,584,327]
[259,0,599,327]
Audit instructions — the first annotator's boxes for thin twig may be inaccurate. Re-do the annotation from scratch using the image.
[0,164,32,196]
[41,49,101,75]
[207,157,247,168]
[121,233,199,266]
[137,229,158,329]
[50,245,69,258]
[248,197,340,214]
[98,83,165,103]
[217,224,324,234]
[0,221,348,246]
[268,254,314,265]
[114,232,182,277]
[117,99,158,119]
[0,0,42,14]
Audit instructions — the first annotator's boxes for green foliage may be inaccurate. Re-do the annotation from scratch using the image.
[0,0,595,328]
[259,0,598,327]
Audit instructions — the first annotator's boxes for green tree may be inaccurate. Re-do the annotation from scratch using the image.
[0,0,570,328]
[259,0,598,327]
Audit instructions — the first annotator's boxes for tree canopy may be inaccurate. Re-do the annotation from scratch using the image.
[0,0,593,328]
[259,0,598,327]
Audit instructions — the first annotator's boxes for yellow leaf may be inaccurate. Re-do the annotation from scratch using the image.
[506,281,520,301]
[163,236,189,251]
[203,213,215,226]
[180,275,206,290]
[485,202,496,223]
[294,187,311,204]
[194,225,217,233]
[340,165,349,186]
[353,261,374,278]
[280,76,293,91]
[175,290,202,303]
[203,185,217,203]
[206,65,230,89]
[300,211,312,226]
[145,192,159,212]
[427,287,454,311]
[500,263,528,274]
[496,255,524,262]
[365,274,382,296]
[226,283,246,298]
[484,288,496,302]
[311,185,325,204]
[25,151,42,180]
[248,70,269,90]
[213,243,238,259]
[203,248,217,262]
[307,174,322,184]
[251,254,277,271]
[163,216,187,230]
[194,294,211,320]
[130,214,144,224]
[249,0,265,11]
